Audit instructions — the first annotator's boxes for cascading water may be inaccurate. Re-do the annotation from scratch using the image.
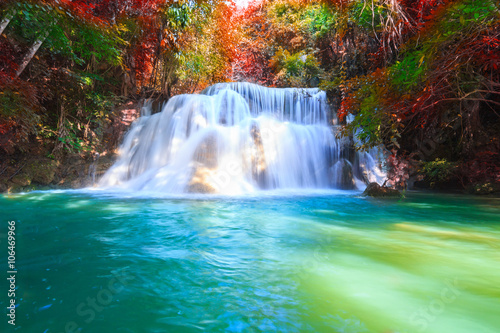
[99,82,385,194]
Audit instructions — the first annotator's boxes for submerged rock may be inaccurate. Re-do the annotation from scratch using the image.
[362,182,402,198]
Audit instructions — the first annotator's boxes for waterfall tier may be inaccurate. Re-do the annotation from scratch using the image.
[99,82,385,194]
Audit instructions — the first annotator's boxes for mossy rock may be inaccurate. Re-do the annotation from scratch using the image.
[7,182,27,193]
[362,182,402,198]
[25,159,59,185]
[11,173,31,186]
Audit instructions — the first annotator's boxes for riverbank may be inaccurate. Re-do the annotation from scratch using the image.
[0,100,142,193]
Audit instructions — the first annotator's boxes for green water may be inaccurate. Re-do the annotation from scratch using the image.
[1,190,499,333]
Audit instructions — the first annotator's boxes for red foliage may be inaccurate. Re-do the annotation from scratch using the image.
[133,28,159,86]
[462,151,500,184]
[474,34,500,73]
[387,150,412,189]
[369,0,454,64]
[0,38,21,78]
[0,72,43,154]
[231,0,275,84]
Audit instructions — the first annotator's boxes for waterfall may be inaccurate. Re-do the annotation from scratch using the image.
[99,82,385,194]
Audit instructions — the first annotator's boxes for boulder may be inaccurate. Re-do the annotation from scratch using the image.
[362,182,402,198]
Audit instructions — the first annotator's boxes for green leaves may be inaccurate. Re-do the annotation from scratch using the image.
[270,48,322,87]
[9,1,55,42]
[7,1,124,68]
[165,3,192,29]
[420,158,458,184]
[268,0,335,41]
[309,4,336,38]
[348,0,388,30]
[390,51,428,92]
[442,0,499,35]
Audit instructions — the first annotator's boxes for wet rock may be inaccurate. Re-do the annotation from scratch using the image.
[104,101,142,151]
[362,182,402,198]
[186,135,220,193]
[329,159,356,190]
[93,154,116,181]
[193,135,218,168]
[186,165,217,194]
[248,124,267,188]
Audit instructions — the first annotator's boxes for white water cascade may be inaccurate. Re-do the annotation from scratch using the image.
[99,82,385,194]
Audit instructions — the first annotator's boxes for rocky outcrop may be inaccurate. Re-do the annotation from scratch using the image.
[26,159,59,185]
[56,153,116,189]
[362,182,402,198]
[0,100,140,193]
[103,101,142,152]
[0,153,117,193]
[0,158,59,193]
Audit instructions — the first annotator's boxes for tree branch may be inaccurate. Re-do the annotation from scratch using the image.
[0,8,15,36]
[16,29,51,77]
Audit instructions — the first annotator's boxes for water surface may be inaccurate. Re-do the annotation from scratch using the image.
[1,190,499,332]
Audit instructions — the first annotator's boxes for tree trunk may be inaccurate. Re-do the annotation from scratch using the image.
[0,9,15,36]
[15,29,50,77]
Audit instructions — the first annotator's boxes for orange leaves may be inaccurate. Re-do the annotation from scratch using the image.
[338,95,354,121]
[214,0,239,64]
[230,0,275,83]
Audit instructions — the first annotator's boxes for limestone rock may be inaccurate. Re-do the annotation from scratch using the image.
[186,135,220,193]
